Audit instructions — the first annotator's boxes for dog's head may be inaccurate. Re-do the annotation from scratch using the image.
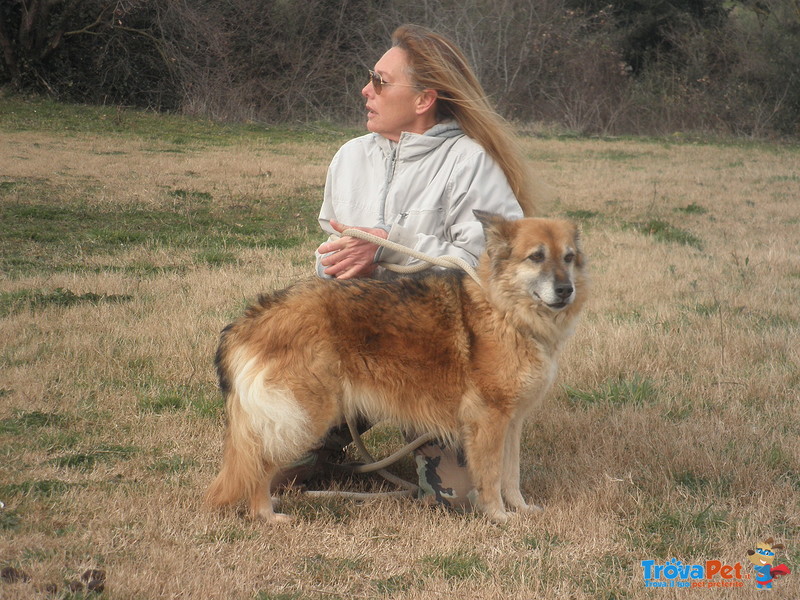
[475,211,586,315]
[747,538,784,567]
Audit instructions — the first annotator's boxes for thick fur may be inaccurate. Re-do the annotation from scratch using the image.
[206,213,588,523]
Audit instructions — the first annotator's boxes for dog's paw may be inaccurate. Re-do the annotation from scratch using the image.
[252,507,294,524]
[503,492,543,514]
[268,512,294,524]
[486,509,512,524]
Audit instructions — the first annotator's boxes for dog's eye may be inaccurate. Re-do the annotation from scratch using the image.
[564,252,575,264]
[528,250,546,263]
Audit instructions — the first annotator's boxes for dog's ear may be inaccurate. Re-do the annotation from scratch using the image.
[473,210,505,231]
[474,210,513,260]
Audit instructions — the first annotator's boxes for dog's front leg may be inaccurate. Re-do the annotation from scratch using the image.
[462,413,511,524]
[501,418,542,514]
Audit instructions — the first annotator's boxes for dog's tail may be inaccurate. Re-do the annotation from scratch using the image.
[206,334,267,510]
[205,391,267,510]
[206,334,315,511]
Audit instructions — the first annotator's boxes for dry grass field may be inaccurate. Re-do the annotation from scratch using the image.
[1,98,798,599]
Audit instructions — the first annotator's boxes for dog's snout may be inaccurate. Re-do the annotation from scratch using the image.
[555,282,574,299]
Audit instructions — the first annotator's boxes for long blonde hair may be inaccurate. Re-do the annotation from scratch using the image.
[392,24,538,216]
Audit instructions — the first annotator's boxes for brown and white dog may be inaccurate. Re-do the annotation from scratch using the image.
[206,212,588,523]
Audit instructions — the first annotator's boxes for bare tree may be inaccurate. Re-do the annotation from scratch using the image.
[0,0,116,90]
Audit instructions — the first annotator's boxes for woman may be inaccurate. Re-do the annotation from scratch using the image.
[316,23,537,280]
[310,24,539,510]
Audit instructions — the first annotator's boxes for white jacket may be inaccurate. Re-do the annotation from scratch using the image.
[316,121,523,277]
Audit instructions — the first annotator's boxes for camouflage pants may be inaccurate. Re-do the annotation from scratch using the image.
[277,424,477,512]
[413,439,477,512]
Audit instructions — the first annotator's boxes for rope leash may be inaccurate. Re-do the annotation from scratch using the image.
[345,413,423,493]
[340,228,482,286]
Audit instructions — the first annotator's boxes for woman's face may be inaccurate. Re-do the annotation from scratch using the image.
[362,47,435,142]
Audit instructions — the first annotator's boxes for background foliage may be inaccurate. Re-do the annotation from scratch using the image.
[1,0,798,136]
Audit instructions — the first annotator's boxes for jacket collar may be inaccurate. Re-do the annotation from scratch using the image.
[373,120,464,160]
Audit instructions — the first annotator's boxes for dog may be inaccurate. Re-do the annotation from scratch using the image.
[206,211,588,523]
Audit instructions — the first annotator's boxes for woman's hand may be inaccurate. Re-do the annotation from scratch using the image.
[317,220,388,280]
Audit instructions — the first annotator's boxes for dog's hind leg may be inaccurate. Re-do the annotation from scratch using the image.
[243,383,338,523]
[209,353,337,524]
[249,462,292,523]
[501,418,542,514]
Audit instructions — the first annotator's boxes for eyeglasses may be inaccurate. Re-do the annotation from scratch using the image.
[368,69,419,94]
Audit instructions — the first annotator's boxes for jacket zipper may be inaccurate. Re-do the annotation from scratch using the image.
[376,143,399,230]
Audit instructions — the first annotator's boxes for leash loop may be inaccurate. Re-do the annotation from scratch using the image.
[340,228,482,286]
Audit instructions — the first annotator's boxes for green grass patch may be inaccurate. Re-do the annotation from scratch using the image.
[765,444,800,490]
[767,174,800,182]
[137,381,222,418]
[627,219,704,249]
[0,508,22,531]
[748,310,800,330]
[0,288,132,317]
[199,524,260,544]
[169,188,213,203]
[675,202,708,215]
[139,392,187,414]
[564,375,659,408]
[522,532,563,550]
[0,410,68,434]
[671,469,732,495]
[49,444,139,471]
[148,455,197,474]
[372,574,415,595]
[0,479,73,498]
[420,550,490,580]
[0,195,318,276]
[38,429,83,453]
[633,505,730,559]
[682,301,721,318]
[588,149,653,161]
[360,424,407,454]
[100,262,188,277]
[0,96,354,146]
[608,309,643,324]
[564,209,601,220]
[0,411,84,459]
[683,303,799,329]
[279,495,354,524]
[189,393,225,420]
[189,392,225,420]
[194,249,238,267]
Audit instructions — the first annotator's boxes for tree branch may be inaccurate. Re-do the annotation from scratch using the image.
[64,2,113,37]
